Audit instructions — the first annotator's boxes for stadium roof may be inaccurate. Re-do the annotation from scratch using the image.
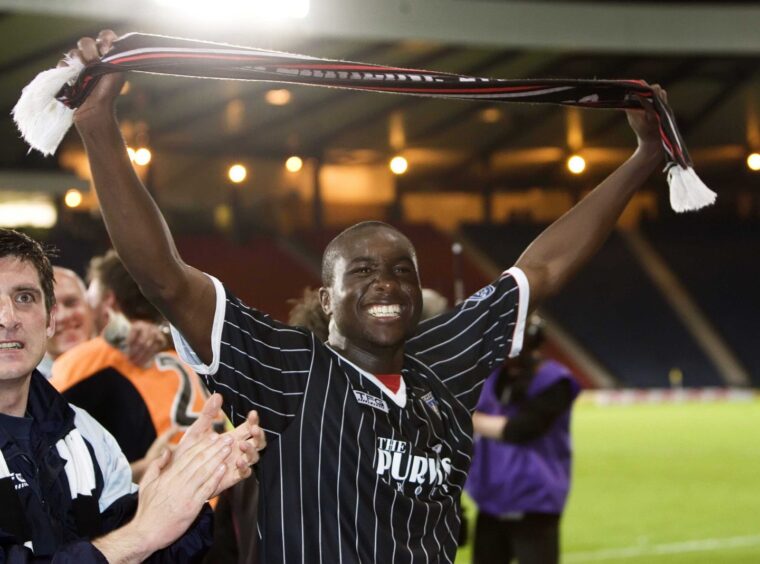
[0,0,758,207]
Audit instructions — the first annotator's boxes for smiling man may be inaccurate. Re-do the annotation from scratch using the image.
[52,251,220,481]
[67,30,665,563]
[46,268,93,362]
[37,266,167,379]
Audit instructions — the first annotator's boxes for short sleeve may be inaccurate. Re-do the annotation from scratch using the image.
[406,267,529,412]
[171,275,316,435]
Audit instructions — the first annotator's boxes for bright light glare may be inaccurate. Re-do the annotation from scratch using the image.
[134,148,152,166]
[127,147,136,162]
[64,189,83,208]
[480,107,502,124]
[0,200,57,228]
[228,164,247,183]
[156,0,309,20]
[390,156,408,175]
[265,89,292,106]
[214,204,233,230]
[747,152,760,171]
[567,155,586,174]
[286,156,303,173]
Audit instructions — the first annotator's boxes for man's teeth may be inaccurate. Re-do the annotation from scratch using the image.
[0,342,22,350]
[368,305,401,318]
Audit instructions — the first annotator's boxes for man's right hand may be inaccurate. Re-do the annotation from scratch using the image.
[59,30,125,127]
[93,431,231,562]
[125,320,171,367]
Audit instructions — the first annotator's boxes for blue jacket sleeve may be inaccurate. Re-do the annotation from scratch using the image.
[0,536,107,564]
[0,503,212,564]
[99,493,213,564]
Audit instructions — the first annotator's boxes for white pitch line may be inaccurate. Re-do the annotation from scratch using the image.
[563,534,760,562]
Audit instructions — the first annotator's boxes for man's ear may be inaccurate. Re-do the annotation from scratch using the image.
[46,304,57,339]
[318,287,332,316]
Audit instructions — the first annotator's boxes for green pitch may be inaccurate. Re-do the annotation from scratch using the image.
[456,398,760,563]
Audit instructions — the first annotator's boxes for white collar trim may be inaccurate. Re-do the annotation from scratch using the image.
[326,346,407,408]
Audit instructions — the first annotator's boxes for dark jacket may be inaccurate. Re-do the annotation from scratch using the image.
[0,371,212,563]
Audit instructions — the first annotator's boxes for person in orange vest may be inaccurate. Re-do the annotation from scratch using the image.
[38,266,167,379]
[52,250,222,480]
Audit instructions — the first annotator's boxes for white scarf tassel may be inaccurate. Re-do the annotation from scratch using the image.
[667,164,717,213]
[11,58,83,157]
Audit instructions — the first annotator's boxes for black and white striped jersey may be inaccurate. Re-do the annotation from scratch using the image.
[173,267,529,563]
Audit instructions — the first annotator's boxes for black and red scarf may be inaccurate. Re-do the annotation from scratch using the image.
[13,32,716,212]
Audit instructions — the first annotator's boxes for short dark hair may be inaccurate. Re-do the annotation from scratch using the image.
[320,221,417,286]
[87,250,163,323]
[0,229,56,313]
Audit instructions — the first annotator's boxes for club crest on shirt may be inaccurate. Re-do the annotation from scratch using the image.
[353,390,389,413]
[420,391,440,417]
[466,284,495,301]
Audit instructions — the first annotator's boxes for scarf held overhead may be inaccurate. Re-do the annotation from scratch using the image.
[12,32,716,212]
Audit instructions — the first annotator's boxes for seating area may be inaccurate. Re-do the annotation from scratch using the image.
[640,216,760,386]
[175,234,321,323]
[462,222,727,389]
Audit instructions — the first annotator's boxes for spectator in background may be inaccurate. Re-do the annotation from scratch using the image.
[51,251,219,480]
[421,288,449,321]
[38,266,167,378]
[287,287,330,342]
[466,316,581,564]
[40,268,94,376]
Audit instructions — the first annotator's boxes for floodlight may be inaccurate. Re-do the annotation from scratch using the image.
[567,154,586,174]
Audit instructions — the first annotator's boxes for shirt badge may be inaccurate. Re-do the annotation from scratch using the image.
[421,391,441,417]
[354,390,389,413]
[467,284,495,301]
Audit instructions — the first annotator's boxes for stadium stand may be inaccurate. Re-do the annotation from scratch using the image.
[44,217,751,389]
[640,216,760,386]
[175,234,321,323]
[461,222,726,388]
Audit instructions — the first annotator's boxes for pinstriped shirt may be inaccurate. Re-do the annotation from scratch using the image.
[173,267,529,563]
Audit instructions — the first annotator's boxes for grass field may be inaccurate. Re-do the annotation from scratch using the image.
[455,398,760,563]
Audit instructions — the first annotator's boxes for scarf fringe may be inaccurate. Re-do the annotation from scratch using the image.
[11,58,82,157]
[667,165,717,213]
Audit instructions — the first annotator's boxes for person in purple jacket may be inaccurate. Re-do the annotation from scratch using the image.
[466,316,581,564]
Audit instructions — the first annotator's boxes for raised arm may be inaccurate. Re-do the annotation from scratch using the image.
[515,87,665,309]
[69,30,215,363]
